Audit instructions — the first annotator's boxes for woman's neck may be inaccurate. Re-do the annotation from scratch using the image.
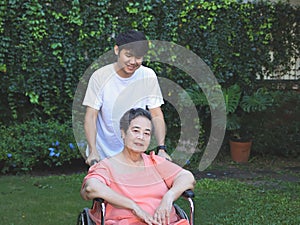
[119,150,144,166]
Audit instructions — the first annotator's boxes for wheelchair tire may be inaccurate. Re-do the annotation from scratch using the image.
[77,208,96,225]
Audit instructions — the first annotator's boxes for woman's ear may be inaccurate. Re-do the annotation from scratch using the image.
[114,45,119,56]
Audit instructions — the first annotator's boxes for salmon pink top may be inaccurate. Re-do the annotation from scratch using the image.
[82,152,189,225]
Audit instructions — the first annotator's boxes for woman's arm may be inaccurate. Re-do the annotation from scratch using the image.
[166,169,196,199]
[154,169,195,224]
[81,178,160,225]
[81,178,136,208]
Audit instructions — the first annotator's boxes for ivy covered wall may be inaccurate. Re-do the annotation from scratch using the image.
[0,0,299,123]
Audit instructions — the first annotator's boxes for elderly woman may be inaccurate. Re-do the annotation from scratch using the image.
[81,108,196,225]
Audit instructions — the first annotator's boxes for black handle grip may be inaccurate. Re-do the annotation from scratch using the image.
[182,189,195,198]
[91,160,99,166]
[93,198,104,203]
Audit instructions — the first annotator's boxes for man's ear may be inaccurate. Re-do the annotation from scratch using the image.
[114,45,119,55]
[121,130,125,139]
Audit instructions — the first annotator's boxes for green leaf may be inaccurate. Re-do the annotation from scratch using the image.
[223,84,241,114]
[241,88,273,112]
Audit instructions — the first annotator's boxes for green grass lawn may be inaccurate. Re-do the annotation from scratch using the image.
[0,174,299,225]
[0,174,87,225]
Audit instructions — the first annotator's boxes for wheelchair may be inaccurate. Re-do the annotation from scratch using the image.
[77,189,195,225]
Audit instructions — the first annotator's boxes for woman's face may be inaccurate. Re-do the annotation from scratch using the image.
[114,46,143,78]
[122,116,152,153]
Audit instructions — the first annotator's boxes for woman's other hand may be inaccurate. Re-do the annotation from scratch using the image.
[153,191,174,225]
[132,205,160,225]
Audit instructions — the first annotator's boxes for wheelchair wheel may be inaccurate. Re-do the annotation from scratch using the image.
[77,208,96,225]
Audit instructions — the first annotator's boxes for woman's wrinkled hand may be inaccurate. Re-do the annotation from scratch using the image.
[153,194,173,225]
[132,205,160,225]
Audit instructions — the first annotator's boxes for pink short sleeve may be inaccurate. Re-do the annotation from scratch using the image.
[149,151,183,188]
[82,160,111,188]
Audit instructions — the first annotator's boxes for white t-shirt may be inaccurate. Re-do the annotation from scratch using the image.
[83,63,164,159]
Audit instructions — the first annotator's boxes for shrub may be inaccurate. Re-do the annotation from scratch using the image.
[245,90,300,157]
[0,119,81,173]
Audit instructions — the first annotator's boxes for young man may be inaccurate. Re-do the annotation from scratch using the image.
[83,30,171,165]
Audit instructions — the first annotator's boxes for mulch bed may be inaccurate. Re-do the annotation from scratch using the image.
[29,158,89,176]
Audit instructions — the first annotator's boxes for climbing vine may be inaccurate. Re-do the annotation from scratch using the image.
[0,0,298,123]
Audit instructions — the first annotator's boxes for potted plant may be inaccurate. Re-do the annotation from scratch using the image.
[223,84,273,162]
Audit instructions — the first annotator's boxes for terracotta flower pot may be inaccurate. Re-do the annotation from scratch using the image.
[229,140,252,163]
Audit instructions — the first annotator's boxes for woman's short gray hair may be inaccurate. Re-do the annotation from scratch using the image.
[120,108,152,132]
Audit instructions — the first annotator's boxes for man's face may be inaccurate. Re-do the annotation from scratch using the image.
[114,46,143,78]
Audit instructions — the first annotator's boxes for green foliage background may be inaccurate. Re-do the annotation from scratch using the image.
[0,119,80,173]
[0,0,298,122]
[0,0,299,172]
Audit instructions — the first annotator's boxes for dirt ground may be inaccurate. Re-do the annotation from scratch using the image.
[192,155,300,188]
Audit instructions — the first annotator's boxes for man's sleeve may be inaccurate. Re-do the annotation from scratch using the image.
[82,74,102,110]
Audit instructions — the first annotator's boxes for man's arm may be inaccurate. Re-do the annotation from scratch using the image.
[84,106,101,165]
[149,107,172,160]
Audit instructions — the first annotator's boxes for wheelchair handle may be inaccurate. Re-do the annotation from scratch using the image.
[90,160,99,166]
[182,189,195,198]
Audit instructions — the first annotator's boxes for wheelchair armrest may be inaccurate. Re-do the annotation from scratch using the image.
[182,189,195,198]
[93,198,104,204]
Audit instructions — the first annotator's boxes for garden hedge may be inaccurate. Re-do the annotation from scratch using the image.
[0,0,298,123]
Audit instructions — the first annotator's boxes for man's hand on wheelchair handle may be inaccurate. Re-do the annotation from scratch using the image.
[157,149,172,161]
[85,151,100,166]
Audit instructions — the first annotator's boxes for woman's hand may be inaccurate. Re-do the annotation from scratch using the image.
[132,205,160,225]
[153,192,174,225]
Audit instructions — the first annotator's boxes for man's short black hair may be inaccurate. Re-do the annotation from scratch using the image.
[115,30,149,57]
